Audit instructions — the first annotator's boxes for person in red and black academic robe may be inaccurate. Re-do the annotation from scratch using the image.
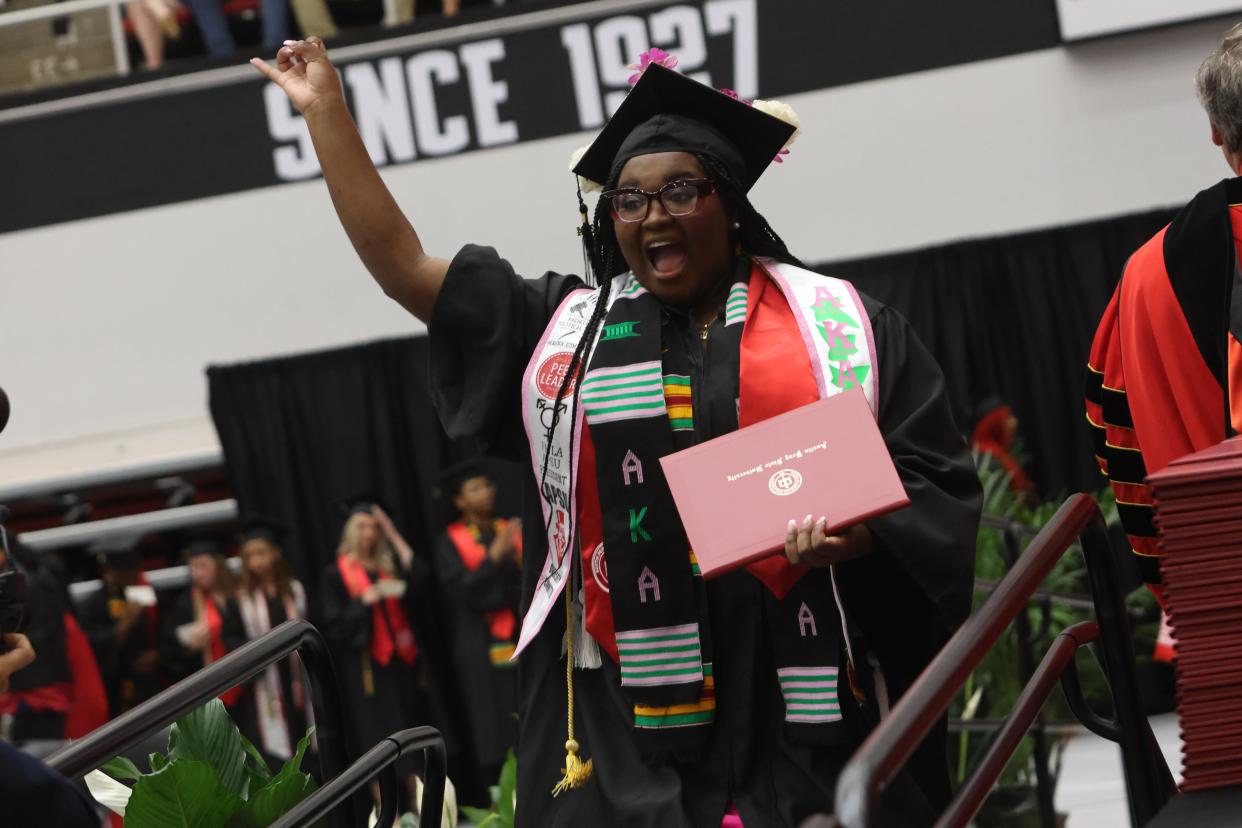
[320,499,430,809]
[80,538,163,717]
[433,460,522,784]
[1086,25,1242,602]
[160,539,245,706]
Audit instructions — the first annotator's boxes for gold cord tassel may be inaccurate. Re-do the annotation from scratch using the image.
[552,587,593,796]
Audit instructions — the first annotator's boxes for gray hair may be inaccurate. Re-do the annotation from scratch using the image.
[1197,23,1242,152]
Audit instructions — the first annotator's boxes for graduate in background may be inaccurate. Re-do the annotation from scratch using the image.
[320,498,430,811]
[434,459,522,784]
[235,517,314,768]
[161,539,245,707]
[80,538,164,717]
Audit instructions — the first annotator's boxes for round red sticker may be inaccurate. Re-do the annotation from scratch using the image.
[536,352,578,399]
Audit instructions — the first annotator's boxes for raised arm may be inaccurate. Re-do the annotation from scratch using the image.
[251,38,449,322]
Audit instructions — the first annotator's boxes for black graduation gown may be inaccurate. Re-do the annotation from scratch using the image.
[79,584,163,717]
[429,246,982,827]
[7,568,72,741]
[434,528,521,773]
[319,556,431,772]
[159,590,247,686]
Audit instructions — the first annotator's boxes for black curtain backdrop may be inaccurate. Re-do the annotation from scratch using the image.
[818,207,1177,499]
[206,336,523,801]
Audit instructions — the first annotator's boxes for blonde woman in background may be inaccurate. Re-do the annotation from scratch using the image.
[320,498,430,816]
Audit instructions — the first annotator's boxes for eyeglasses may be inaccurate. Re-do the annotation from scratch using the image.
[602,179,717,223]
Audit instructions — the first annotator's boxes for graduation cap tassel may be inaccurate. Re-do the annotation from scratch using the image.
[552,585,594,796]
[575,182,598,287]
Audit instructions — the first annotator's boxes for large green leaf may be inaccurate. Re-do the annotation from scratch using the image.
[458,807,498,826]
[150,752,169,772]
[227,770,317,827]
[124,759,245,828]
[236,731,273,797]
[167,699,249,799]
[102,756,142,781]
[496,750,517,826]
[274,727,315,783]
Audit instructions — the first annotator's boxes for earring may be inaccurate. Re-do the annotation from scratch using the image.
[732,221,741,230]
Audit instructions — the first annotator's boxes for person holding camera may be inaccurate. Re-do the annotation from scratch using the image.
[0,632,104,826]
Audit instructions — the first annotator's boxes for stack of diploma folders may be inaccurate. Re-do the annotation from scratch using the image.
[1149,436,1242,790]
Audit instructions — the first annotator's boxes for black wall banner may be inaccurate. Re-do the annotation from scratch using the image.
[1,0,1058,234]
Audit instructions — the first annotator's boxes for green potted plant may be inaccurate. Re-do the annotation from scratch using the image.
[85,698,319,827]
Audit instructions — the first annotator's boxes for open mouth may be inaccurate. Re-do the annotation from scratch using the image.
[646,240,687,277]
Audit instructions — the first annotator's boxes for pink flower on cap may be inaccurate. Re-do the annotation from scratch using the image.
[627,48,679,85]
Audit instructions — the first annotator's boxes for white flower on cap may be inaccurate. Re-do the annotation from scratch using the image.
[752,99,801,149]
[569,145,603,193]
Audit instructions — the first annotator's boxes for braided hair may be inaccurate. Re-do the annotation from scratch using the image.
[536,151,803,537]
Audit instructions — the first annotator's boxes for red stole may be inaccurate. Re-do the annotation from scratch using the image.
[446,520,520,641]
[64,612,108,737]
[579,263,820,662]
[336,555,418,666]
[197,589,243,707]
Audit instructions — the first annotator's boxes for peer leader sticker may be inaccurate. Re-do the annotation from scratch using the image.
[536,352,578,400]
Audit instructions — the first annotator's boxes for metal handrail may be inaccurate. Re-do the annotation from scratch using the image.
[271,726,447,828]
[832,494,1176,828]
[46,619,362,827]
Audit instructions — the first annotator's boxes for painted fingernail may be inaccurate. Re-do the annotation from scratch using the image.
[283,39,296,45]
[787,519,797,534]
[803,514,813,526]
[819,516,828,527]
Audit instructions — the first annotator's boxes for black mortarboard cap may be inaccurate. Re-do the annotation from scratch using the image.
[339,493,388,520]
[435,458,492,501]
[93,535,142,570]
[572,63,796,191]
[183,537,224,561]
[237,515,286,547]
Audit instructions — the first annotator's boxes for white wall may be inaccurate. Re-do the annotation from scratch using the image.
[0,17,1235,488]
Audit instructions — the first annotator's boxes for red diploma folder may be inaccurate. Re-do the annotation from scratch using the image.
[659,388,910,578]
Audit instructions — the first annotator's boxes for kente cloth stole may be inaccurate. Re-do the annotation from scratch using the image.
[447,520,521,665]
[517,258,877,747]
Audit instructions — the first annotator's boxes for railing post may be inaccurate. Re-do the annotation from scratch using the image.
[1000,526,1058,828]
[1078,514,1176,826]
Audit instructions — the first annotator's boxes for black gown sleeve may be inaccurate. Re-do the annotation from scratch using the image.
[433,534,512,613]
[839,299,981,642]
[159,592,198,684]
[835,299,982,812]
[8,572,70,691]
[220,596,247,652]
[428,244,584,454]
[79,589,120,679]
[319,565,372,652]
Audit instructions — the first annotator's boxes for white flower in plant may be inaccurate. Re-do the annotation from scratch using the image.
[85,769,133,817]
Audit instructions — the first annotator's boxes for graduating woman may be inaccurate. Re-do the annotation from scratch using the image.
[256,43,981,827]
[235,517,315,768]
[320,500,430,809]
[161,540,246,708]
[433,459,522,783]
